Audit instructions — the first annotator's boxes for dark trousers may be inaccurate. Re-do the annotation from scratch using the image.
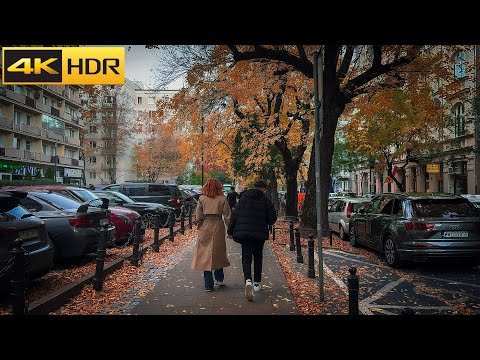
[203,268,224,290]
[241,239,266,283]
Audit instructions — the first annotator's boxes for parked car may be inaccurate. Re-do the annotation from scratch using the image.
[328,198,370,240]
[92,190,174,228]
[0,190,54,292]
[461,194,480,209]
[5,186,140,243]
[18,191,115,262]
[102,183,184,219]
[349,193,480,268]
[179,188,199,215]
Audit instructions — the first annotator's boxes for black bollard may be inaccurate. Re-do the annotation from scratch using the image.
[348,266,359,315]
[188,203,193,229]
[169,210,175,242]
[289,220,295,251]
[329,229,333,246]
[272,227,276,241]
[295,228,303,263]
[307,233,315,278]
[180,208,185,235]
[93,223,109,291]
[151,209,160,253]
[130,219,142,267]
[10,239,27,315]
[401,307,415,316]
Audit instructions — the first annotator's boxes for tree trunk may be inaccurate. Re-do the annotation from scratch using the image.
[263,168,279,210]
[301,95,345,232]
[284,169,298,218]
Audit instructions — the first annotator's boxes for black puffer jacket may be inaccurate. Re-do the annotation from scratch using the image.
[227,188,277,242]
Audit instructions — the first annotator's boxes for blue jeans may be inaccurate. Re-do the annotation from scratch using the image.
[203,268,224,290]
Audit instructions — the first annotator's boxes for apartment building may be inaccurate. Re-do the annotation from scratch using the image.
[351,46,479,196]
[0,82,84,184]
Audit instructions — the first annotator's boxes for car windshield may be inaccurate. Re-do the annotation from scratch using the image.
[32,192,81,211]
[411,198,478,218]
[72,189,99,202]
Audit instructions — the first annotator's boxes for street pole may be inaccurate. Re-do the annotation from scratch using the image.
[54,142,58,183]
[313,50,325,301]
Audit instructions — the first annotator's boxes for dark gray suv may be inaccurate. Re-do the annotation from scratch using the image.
[102,183,184,219]
[349,193,480,267]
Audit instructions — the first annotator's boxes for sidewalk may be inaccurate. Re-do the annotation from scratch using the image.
[132,238,299,315]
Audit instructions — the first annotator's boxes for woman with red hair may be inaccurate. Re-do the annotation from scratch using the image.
[191,178,231,291]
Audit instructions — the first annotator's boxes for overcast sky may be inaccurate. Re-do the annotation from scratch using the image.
[89,45,184,90]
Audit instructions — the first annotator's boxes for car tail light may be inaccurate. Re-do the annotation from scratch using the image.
[404,222,435,231]
[68,216,94,227]
[172,197,181,206]
[346,202,353,218]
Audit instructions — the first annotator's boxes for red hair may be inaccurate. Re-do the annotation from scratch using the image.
[202,178,223,198]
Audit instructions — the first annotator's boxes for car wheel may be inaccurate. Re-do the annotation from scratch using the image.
[142,213,155,229]
[349,225,357,247]
[339,225,346,240]
[384,236,402,268]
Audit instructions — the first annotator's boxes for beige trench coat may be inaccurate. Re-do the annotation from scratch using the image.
[191,194,231,271]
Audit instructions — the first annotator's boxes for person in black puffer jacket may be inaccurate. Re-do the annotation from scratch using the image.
[227,179,277,301]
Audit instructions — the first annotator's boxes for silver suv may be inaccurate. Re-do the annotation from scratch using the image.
[328,198,369,240]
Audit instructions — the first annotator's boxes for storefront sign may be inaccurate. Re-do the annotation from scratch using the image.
[0,161,22,171]
[426,163,440,173]
[64,168,82,178]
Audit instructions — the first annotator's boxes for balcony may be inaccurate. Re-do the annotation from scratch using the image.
[42,129,64,142]
[64,136,81,146]
[3,147,24,159]
[62,111,73,122]
[0,116,13,129]
[14,123,42,137]
[34,152,52,163]
[58,156,72,165]
[43,85,62,96]
[5,88,25,103]
[35,101,49,113]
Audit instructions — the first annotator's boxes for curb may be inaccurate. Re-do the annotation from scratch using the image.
[27,227,185,315]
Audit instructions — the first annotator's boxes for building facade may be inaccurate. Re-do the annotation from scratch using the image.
[0,82,85,184]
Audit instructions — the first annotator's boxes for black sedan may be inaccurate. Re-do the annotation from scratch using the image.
[93,190,174,228]
[0,190,54,293]
[18,191,115,263]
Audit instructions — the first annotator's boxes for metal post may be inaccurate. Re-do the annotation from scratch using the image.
[130,219,142,267]
[329,229,333,246]
[151,209,160,253]
[295,228,303,263]
[10,239,27,315]
[169,210,175,242]
[201,119,204,186]
[289,220,295,251]
[180,208,185,235]
[307,233,315,278]
[188,202,193,229]
[348,266,359,315]
[92,224,109,291]
[313,50,325,301]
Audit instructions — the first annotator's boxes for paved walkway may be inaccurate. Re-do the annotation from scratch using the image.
[132,239,299,315]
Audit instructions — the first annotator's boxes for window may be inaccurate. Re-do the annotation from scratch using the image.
[26,88,32,98]
[89,156,96,164]
[89,126,97,133]
[19,197,43,212]
[67,128,75,137]
[89,141,96,148]
[148,97,155,105]
[379,199,395,215]
[65,106,71,114]
[392,199,403,216]
[42,144,48,155]
[89,171,96,179]
[137,97,143,104]
[43,96,48,105]
[454,51,466,79]
[26,115,32,125]
[14,111,21,125]
[453,103,465,137]
[13,85,23,94]
[25,140,31,151]
[148,185,171,196]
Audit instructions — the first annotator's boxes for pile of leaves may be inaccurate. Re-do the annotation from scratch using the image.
[51,228,196,315]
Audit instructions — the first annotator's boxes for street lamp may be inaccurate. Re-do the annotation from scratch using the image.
[54,142,58,183]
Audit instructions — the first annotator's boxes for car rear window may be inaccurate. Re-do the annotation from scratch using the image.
[411,198,478,218]
[123,185,145,196]
[148,185,171,196]
[32,192,81,210]
[72,189,99,202]
[4,206,31,220]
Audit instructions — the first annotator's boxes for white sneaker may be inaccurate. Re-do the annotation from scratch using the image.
[215,280,225,286]
[253,282,262,291]
[245,280,253,301]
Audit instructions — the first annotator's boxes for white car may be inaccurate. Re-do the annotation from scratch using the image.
[461,194,480,209]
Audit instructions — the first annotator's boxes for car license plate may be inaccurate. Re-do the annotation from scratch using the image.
[442,231,468,238]
[99,218,109,226]
[18,229,39,240]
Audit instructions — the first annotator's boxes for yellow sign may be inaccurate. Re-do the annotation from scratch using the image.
[426,163,440,173]
[2,47,124,85]
[385,176,393,184]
